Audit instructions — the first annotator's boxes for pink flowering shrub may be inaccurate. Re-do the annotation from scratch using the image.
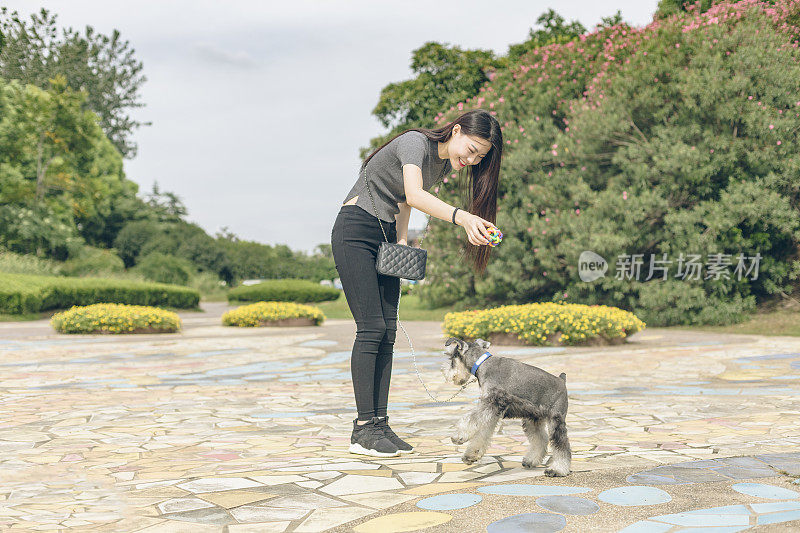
[421,0,800,326]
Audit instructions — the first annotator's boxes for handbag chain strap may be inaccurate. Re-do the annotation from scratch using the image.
[360,157,475,403]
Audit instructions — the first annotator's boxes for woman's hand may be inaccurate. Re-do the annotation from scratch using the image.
[457,211,496,246]
[397,238,408,246]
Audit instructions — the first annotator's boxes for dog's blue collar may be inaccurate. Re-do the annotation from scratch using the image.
[471,351,492,376]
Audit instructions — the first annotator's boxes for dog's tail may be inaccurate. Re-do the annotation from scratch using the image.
[559,372,566,382]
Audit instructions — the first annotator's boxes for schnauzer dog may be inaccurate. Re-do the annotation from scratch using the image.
[441,337,572,477]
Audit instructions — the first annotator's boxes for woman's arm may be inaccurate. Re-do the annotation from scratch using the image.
[402,164,494,246]
[396,201,411,245]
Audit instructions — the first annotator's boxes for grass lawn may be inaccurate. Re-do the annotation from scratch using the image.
[675,308,800,337]
[314,292,456,321]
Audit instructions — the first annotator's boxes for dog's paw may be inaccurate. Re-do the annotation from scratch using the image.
[544,468,569,477]
[451,435,467,445]
[522,458,537,469]
[462,452,480,465]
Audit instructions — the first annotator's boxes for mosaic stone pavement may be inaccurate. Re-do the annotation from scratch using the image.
[1,304,800,531]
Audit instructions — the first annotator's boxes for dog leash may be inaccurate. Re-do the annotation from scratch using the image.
[396,283,476,403]
[398,305,475,402]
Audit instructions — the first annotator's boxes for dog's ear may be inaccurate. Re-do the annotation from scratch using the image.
[476,338,492,350]
[444,337,468,356]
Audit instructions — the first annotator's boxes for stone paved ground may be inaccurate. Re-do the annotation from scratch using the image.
[1,302,799,532]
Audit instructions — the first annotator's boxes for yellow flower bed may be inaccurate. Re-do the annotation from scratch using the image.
[50,303,181,334]
[443,301,645,346]
[222,301,325,327]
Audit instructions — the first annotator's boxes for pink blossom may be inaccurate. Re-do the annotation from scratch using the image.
[541,210,546,215]
[443,177,448,183]
[777,141,782,145]
[545,218,550,222]
[769,124,774,129]
[543,272,547,276]
[575,209,580,215]
[622,191,628,200]
[534,248,538,252]
[542,230,546,234]
[434,187,439,193]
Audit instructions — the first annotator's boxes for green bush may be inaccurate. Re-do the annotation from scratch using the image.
[228,279,340,304]
[60,246,125,277]
[51,303,181,334]
[0,272,200,314]
[131,252,195,286]
[0,246,64,276]
[113,220,163,267]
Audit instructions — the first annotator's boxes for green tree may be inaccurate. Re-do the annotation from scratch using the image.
[422,1,800,326]
[0,75,139,253]
[507,8,588,62]
[0,7,147,157]
[365,42,498,157]
[144,181,188,223]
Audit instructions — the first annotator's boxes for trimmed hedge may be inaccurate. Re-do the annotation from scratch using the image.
[443,301,646,346]
[51,303,182,334]
[0,272,200,314]
[222,301,325,327]
[228,279,340,304]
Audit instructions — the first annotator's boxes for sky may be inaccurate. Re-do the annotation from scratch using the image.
[6,0,661,255]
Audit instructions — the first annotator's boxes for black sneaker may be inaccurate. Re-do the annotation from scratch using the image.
[375,416,414,454]
[349,417,400,457]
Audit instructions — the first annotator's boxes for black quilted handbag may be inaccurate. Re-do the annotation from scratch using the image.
[361,161,446,280]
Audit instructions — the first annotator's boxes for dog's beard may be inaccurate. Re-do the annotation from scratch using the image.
[441,359,471,385]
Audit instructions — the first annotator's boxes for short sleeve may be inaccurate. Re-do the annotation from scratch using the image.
[395,132,427,169]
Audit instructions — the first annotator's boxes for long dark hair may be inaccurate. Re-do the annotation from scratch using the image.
[362,110,503,274]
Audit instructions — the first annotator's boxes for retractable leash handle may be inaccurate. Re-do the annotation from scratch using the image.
[361,159,474,403]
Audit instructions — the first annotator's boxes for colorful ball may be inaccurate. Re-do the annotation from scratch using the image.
[486,226,503,247]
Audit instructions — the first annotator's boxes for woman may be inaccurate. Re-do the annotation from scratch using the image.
[331,109,503,457]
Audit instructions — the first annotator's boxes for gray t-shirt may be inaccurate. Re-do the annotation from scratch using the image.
[343,131,452,223]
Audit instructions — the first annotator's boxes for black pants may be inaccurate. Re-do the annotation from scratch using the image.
[331,204,400,421]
